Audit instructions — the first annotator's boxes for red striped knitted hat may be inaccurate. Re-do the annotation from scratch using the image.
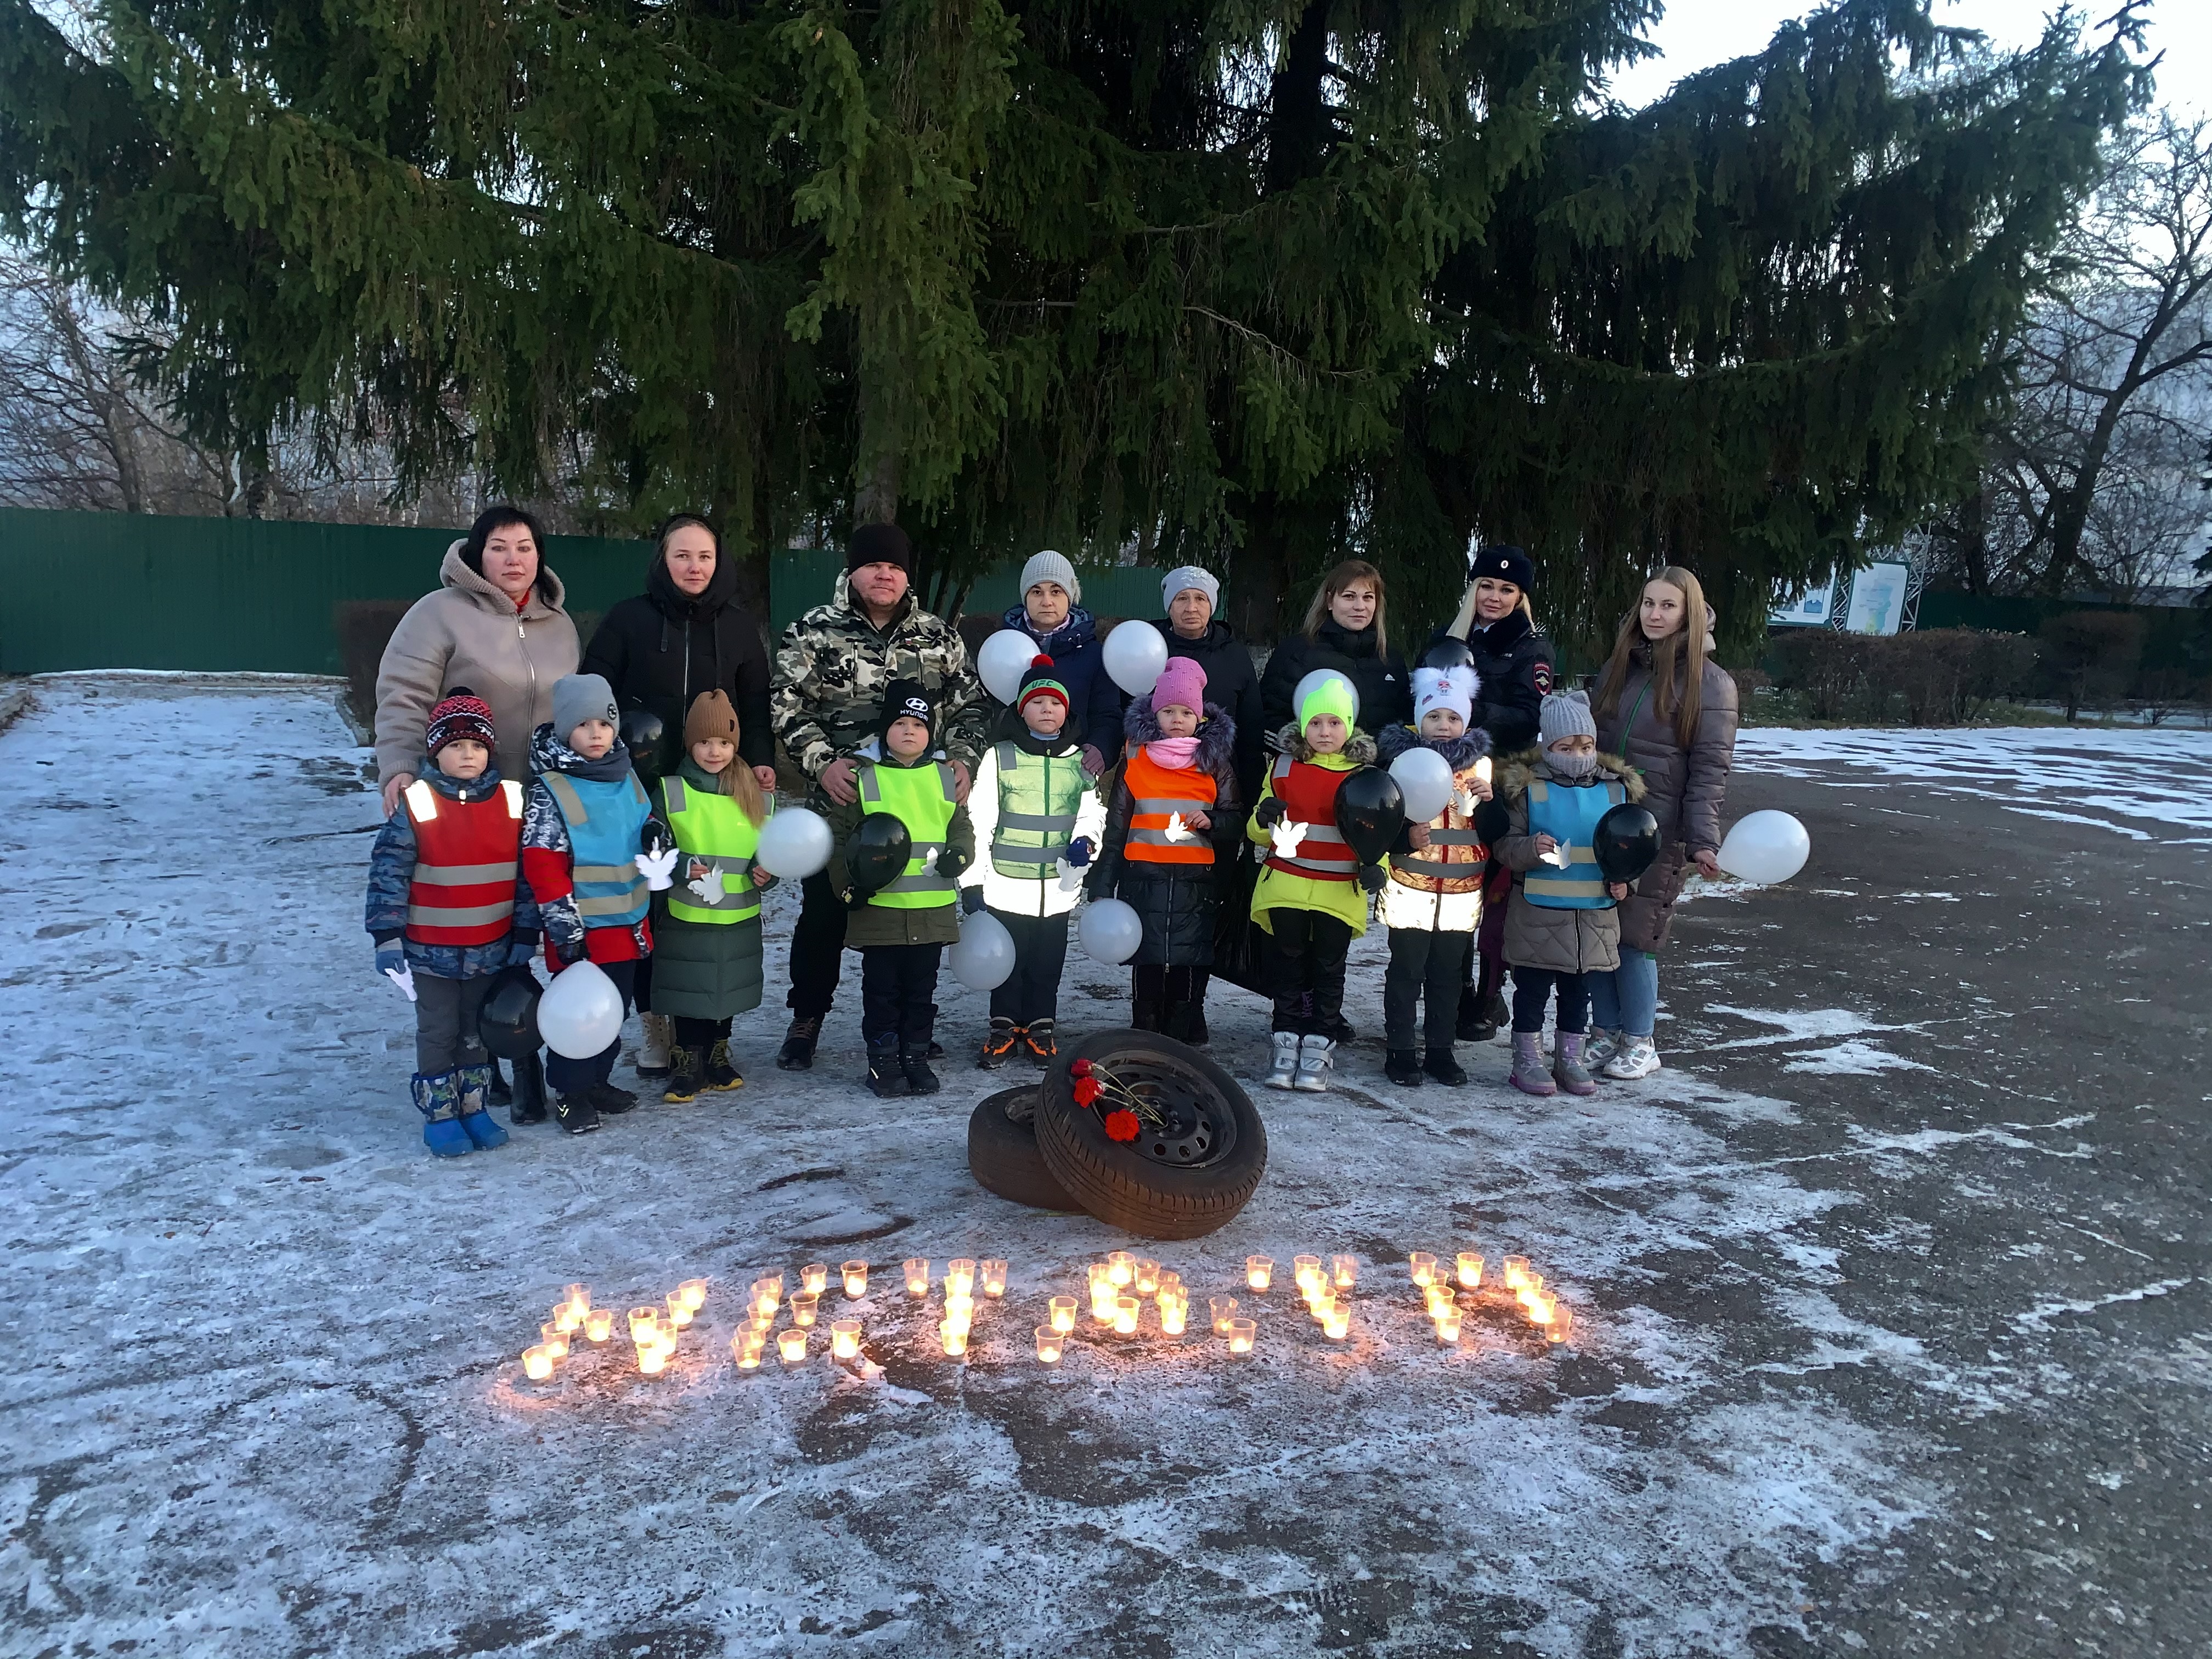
[426,687,496,756]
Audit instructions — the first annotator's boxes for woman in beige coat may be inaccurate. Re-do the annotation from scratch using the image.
[373,506,580,814]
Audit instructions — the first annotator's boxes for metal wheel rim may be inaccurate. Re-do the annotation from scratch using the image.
[1087,1049,1239,1170]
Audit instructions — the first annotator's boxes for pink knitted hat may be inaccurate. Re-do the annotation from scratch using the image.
[1150,656,1207,715]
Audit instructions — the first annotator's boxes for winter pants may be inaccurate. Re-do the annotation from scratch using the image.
[1132,964,1207,1036]
[673,1015,732,1048]
[1587,950,1659,1039]
[1264,910,1353,1036]
[414,972,494,1075]
[1385,928,1470,1054]
[1510,966,1590,1036]
[989,909,1070,1027]
[861,944,943,1048]
[1469,865,1510,991]
[786,869,849,1019]
[545,958,637,1095]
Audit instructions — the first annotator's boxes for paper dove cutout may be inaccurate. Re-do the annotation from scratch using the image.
[1164,811,1192,843]
[1054,857,1084,893]
[1269,820,1309,858]
[635,846,679,891]
[383,963,417,1003]
[1540,841,1572,870]
[1451,786,1476,814]
[686,866,723,905]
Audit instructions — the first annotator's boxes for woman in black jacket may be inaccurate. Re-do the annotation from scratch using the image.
[1258,559,1413,738]
[1149,565,1265,800]
[581,514,776,1076]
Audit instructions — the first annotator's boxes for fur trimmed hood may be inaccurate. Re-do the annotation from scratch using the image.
[1272,722,1379,768]
[1376,723,1491,771]
[1493,746,1644,804]
[1125,696,1237,771]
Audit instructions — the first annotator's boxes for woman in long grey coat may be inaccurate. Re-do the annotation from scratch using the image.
[1587,566,1739,1081]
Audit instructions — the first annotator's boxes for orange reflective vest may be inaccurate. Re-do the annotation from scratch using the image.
[1122,747,1217,866]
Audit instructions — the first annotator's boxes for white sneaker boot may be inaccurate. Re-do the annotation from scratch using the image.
[1293,1034,1335,1092]
[1265,1031,1301,1090]
[1602,1037,1662,1080]
[637,1011,674,1079]
[1583,1028,1623,1072]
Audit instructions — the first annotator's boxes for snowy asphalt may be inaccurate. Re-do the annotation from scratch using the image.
[1,677,2207,1658]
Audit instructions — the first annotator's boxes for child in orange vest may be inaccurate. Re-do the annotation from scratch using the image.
[366,689,541,1156]
[1248,675,1383,1091]
[1086,656,1242,1037]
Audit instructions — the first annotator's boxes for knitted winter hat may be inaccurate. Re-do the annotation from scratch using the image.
[1413,665,1477,726]
[1016,654,1069,713]
[847,522,912,575]
[551,673,618,741]
[1469,544,1534,591]
[1540,690,1597,746]
[1151,655,1208,715]
[879,678,937,742]
[1020,549,1081,606]
[1297,672,1356,732]
[1160,565,1220,614]
[684,689,740,749]
[426,687,496,757]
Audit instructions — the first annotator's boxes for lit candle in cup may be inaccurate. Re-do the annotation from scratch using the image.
[629,1306,661,1342]
[563,1283,591,1319]
[1160,1301,1187,1337]
[940,1322,967,1358]
[665,1292,694,1328]
[945,1297,974,1335]
[790,1292,820,1328]
[1113,1296,1141,1336]
[1159,1270,1182,1293]
[777,1329,808,1364]
[830,1318,862,1361]
[732,1334,762,1370]
[1226,1318,1256,1356]
[1409,1252,1437,1286]
[752,1276,781,1310]
[1293,1254,1323,1290]
[1035,1325,1063,1364]
[522,1344,554,1381]
[1526,1292,1556,1329]
[539,1322,570,1359]
[802,1263,829,1296]
[1547,1305,1574,1346]
[1049,1295,1077,1333]
[1331,1255,1358,1289]
[947,1258,977,1297]
[904,1259,930,1297]
[1133,1259,1160,1295]
[1246,1257,1274,1291]
[842,1261,869,1298]
[981,1259,1008,1298]
[1106,1251,1135,1288]
[584,1309,613,1344]
[1457,1252,1484,1290]
[678,1278,708,1313]
[552,1302,582,1335]
[1425,1284,1455,1319]
[1521,1272,1545,1302]
[1503,1255,1530,1291]
[639,1345,668,1376]
[1323,1307,1350,1341]
[1210,1296,1239,1335]
[1436,1307,1462,1344]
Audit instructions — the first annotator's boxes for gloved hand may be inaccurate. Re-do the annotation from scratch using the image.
[552,933,586,967]
[641,821,674,859]
[1268,819,1308,859]
[843,887,871,912]
[1358,864,1387,894]
[507,928,541,967]
[935,848,968,878]
[635,845,680,891]
[686,865,723,905]
[1253,796,1286,830]
[960,888,987,916]
[374,940,405,980]
[1064,837,1093,868]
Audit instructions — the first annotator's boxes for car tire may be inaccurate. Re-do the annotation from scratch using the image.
[966,1086,1080,1211]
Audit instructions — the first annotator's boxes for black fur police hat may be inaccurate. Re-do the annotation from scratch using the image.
[1469,544,1534,591]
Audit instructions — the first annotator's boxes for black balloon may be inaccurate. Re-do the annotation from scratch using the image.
[1593,803,1661,885]
[848,812,913,898]
[1420,636,1476,671]
[1334,767,1407,867]
[476,964,543,1059]
[618,708,668,781]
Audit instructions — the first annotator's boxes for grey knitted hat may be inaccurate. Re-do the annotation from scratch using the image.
[551,673,618,740]
[1020,549,1081,605]
[1539,690,1596,746]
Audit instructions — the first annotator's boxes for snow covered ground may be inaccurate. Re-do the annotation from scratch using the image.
[0,679,2199,1657]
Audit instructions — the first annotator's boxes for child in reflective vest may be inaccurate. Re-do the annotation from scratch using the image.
[961,655,1105,1067]
[365,688,541,1157]
[521,673,675,1136]
[1375,665,1494,1089]
[1247,674,1384,1093]
[1491,692,1641,1099]
[1085,655,1242,1040]
[823,679,977,1099]
[653,690,776,1104]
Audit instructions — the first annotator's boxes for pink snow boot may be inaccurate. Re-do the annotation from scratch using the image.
[1509,1031,1556,1097]
[1552,1031,1599,1096]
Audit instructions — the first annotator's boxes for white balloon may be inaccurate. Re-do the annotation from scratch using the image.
[976,629,1039,706]
[537,960,624,1058]
[1077,896,1144,964]
[1388,747,1454,822]
[947,909,1017,990]
[1717,810,1811,885]
[1292,668,1359,726]
[754,805,833,879]
[1102,620,1169,697]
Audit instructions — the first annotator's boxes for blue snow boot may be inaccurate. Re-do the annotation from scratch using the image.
[454,1063,510,1150]
[413,1071,473,1158]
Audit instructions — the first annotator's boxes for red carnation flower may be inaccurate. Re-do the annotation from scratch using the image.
[1073,1076,1103,1107]
[1103,1108,1140,1142]
[1070,1057,1093,1079]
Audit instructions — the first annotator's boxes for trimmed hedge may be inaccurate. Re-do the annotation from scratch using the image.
[1767,629,2040,724]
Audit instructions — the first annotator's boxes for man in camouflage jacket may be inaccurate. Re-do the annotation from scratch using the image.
[769,522,986,1067]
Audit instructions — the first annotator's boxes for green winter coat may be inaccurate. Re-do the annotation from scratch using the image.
[648,759,771,1020]
[822,752,978,948]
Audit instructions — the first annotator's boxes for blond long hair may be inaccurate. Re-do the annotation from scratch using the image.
[1302,560,1389,657]
[1446,580,1534,638]
[1593,566,1710,750]
[690,723,769,826]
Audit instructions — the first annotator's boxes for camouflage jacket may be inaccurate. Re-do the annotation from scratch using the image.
[771,574,987,778]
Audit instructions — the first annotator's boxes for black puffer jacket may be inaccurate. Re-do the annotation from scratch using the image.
[1428,607,1553,755]
[1148,618,1265,798]
[1088,698,1244,966]
[582,551,774,776]
[1259,618,1413,738]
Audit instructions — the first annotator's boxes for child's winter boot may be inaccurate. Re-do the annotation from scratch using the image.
[454,1064,510,1149]
[486,1058,512,1108]
[901,1043,943,1096]
[552,1087,602,1135]
[706,1039,744,1092]
[865,1035,908,1098]
[978,1016,1021,1070]
[413,1072,473,1158]
[1293,1035,1335,1093]
[1603,1037,1662,1080]
[777,1013,825,1071]
[1423,1046,1468,1087]
[1385,1050,1424,1087]
[637,1012,674,1080]
[588,1080,639,1115]
[1265,1031,1301,1090]
[1552,1031,1598,1097]
[663,1046,704,1103]
[1509,1031,1556,1096]
[1023,1019,1057,1063]
[1583,1029,1623,1074]
[509,1051,548,1125]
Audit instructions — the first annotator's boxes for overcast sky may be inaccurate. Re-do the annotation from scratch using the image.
[1604,0,2212,117]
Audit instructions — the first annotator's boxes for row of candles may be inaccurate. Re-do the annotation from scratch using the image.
[518,1244,1576,1380]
